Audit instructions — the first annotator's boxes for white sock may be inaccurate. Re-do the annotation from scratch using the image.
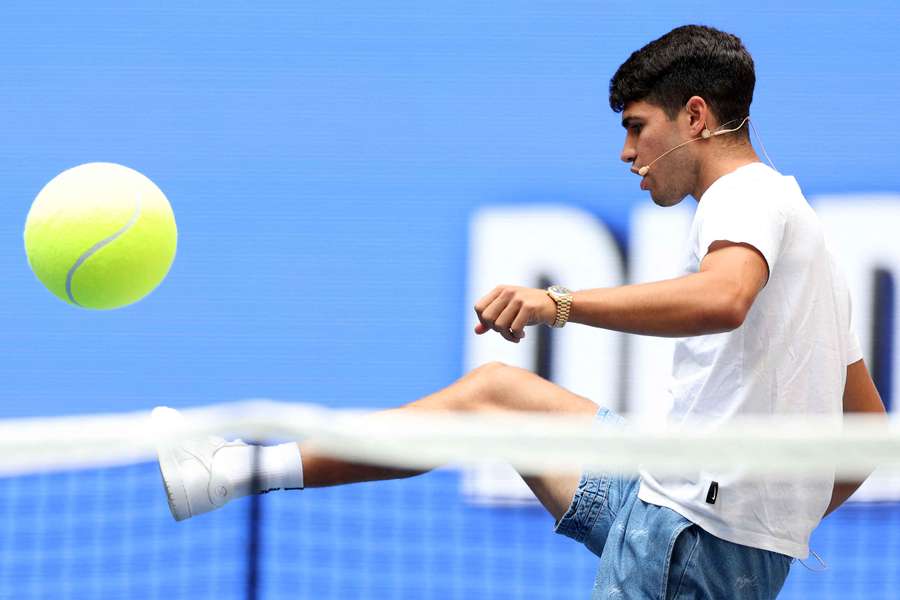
[216,442,303,497]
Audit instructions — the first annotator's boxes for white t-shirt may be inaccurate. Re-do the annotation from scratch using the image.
[638,162,863,559]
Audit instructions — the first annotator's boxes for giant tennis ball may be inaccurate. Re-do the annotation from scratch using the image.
[24,162,177,310]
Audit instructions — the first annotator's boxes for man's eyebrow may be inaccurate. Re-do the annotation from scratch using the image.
[621,116,642,129]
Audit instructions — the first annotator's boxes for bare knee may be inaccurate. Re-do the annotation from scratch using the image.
[457,361,531,412]
[457,362,597,415]
[468,361,509,380]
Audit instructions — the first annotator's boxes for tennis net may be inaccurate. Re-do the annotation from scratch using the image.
[2,401,899,599]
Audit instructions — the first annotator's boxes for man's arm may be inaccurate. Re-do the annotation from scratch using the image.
[474,241,769,341]
[824,359,887,517]
[568,241,769,337]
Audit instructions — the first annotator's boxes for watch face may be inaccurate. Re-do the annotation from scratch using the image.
[549,285,571,295]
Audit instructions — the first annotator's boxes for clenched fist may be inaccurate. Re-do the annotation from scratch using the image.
[474,285,558,342]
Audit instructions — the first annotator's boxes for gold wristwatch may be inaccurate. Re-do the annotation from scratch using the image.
[546,285,574,328]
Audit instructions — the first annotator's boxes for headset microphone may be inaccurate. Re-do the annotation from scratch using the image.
[633,116,750,177]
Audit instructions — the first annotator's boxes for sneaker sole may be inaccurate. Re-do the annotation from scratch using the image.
[152,407,192,522]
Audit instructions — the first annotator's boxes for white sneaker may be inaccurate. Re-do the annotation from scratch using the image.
[152,406,248,522]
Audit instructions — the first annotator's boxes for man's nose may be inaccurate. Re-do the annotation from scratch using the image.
[620,141,636,164]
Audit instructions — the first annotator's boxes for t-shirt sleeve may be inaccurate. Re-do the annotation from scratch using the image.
[832,251,864,365]
[696,191,787,276]
[844,281,864,365]
[846,329,863,365]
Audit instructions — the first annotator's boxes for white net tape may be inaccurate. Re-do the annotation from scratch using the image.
[2,400,898,479]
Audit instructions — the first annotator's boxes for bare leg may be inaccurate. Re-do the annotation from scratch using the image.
[300,362,598,521]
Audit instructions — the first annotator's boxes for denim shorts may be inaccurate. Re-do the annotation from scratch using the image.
[554,408,793,599]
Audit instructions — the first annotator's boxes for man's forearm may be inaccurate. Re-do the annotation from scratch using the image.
[569,272,748,337]
[825,360,887,517]
[825,482,866,517]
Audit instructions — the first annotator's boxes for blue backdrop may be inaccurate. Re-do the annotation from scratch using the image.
[4,1,899,418]
[2,2,899,598]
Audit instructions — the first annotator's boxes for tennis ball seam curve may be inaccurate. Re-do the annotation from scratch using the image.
[64,193,143,307]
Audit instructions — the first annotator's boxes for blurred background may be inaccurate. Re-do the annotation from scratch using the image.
[2,1,899,598]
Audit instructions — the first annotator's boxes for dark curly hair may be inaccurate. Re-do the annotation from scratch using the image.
[609,25,755,137]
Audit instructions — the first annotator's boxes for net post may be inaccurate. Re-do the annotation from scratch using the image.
[246,443,262,600]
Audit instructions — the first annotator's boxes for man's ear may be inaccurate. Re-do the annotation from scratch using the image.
[684,96,710,137]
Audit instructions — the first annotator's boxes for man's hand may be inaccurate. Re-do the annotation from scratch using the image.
[474,285,557,342]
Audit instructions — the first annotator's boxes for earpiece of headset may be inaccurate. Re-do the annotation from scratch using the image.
[700,127,729,139]
[634,116,749,177]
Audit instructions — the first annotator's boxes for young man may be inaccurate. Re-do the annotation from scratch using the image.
[155,25,885,598]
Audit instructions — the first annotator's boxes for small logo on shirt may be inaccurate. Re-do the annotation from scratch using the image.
[706,481,719,504]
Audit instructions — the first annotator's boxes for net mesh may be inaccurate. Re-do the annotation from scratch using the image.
[2,401,899,599]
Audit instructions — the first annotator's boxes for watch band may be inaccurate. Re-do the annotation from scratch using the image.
[546,285,573,328]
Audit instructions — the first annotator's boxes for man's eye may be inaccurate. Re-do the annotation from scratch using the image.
[631,125,642,134]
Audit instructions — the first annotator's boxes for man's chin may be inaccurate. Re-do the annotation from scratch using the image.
[650,189,687,208]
